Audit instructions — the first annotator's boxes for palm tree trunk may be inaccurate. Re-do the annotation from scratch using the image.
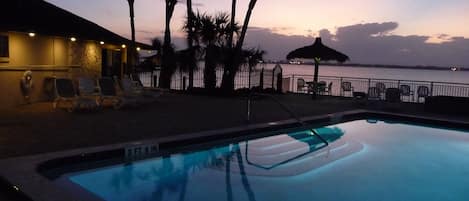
[160,0,177,89]
[313,60,319,98]
[204,44,217,89]
[127,0,136,74]
[236,0,257,51]
[227,0,237,48]
[186,0,195,89]
[221,0,258,91]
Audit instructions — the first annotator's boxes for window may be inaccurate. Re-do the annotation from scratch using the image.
[0,35,9,58]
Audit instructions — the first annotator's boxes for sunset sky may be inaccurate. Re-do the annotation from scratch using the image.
[45,0,469,66]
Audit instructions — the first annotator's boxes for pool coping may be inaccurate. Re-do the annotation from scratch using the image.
[1,109,469,201]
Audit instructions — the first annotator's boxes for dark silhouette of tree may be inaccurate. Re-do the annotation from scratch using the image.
[244,48,265,88]
[187,12,237,89]
[185,0,197,89]
[127,0,136,73]
[221,0,258,92]
[227,0,237,48]
[159,0,178,89]
[151,37,162,58]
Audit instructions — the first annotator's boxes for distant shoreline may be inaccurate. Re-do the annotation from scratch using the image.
[269,61,469,71]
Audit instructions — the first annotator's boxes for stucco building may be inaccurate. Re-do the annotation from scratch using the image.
[0,0,151,109]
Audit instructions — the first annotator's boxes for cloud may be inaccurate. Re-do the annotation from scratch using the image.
[335,22,398,39]
[244,22,469,67]
[137,30,154,34]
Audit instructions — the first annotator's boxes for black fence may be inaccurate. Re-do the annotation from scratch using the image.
[139,69,469,104]
[285,74,469,103]
[139,66,282,91]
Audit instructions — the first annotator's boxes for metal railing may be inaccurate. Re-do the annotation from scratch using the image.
[138,66,281,91]
[246,92,329,146]
[285,74,469,103]
[138,70,469,103]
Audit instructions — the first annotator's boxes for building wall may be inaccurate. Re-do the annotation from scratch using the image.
[0,32,106,109]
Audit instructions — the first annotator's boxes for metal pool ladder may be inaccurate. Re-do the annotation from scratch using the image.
[246,93,329,146]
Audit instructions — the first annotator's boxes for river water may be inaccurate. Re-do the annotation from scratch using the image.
[261,64,469,84]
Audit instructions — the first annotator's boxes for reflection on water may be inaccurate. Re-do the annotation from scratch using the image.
[68,121,469,201]
[69,126,359,201]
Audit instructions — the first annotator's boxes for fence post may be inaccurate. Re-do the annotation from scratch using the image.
[430,82,434,96]
[292,75,295,92]
[368,78,371,92]
[153,74,158,88]
[183,76,187,91]
[340,77,343,96]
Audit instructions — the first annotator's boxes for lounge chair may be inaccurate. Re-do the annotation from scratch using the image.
[117,77,159,104]
[78,77,102,108]
[129,74,163,99]
[52,78,99,112]
[98,77,137,109]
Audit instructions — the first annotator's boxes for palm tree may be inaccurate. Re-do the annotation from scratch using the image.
[159,0,178,89]
[221,0,258,91]
[244,48,265,88]
[185,0,196,89]
[227,0,237,48]
[188,13,227,89]
[127,0,136,74]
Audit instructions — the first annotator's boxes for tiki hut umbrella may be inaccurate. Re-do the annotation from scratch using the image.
[287,37,349,98]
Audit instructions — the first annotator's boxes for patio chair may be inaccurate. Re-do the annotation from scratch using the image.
[417,86,430,103]
[297,78,308,93]
[316,81,327,95]
[53,78,99,112]
[341,81,354,97]
[376,82,386,98]
[367,87,381,101]
[399,84,414,102]
[324,82,333,95]
[98,77,137,109]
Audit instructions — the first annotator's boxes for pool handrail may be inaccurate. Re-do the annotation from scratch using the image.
[246,92,329,146]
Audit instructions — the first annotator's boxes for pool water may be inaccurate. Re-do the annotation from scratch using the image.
[67,120,469,201]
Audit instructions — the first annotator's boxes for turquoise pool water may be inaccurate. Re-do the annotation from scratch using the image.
[67,120,469,201]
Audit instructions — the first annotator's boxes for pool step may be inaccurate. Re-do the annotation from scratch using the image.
[212,139,364,177]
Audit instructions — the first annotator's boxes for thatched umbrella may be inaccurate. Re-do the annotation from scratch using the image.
[287,37,349,98]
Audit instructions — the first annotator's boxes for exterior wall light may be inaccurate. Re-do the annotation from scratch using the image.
[28,32,36,37]
[100,41,105,45]
[136,47,141,51]
[121,44,126,48]
[70,37,77,42]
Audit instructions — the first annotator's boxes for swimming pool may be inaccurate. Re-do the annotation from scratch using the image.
[59,119,469,201]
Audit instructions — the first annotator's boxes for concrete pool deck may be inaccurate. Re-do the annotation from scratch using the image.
[1,92,468,160]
